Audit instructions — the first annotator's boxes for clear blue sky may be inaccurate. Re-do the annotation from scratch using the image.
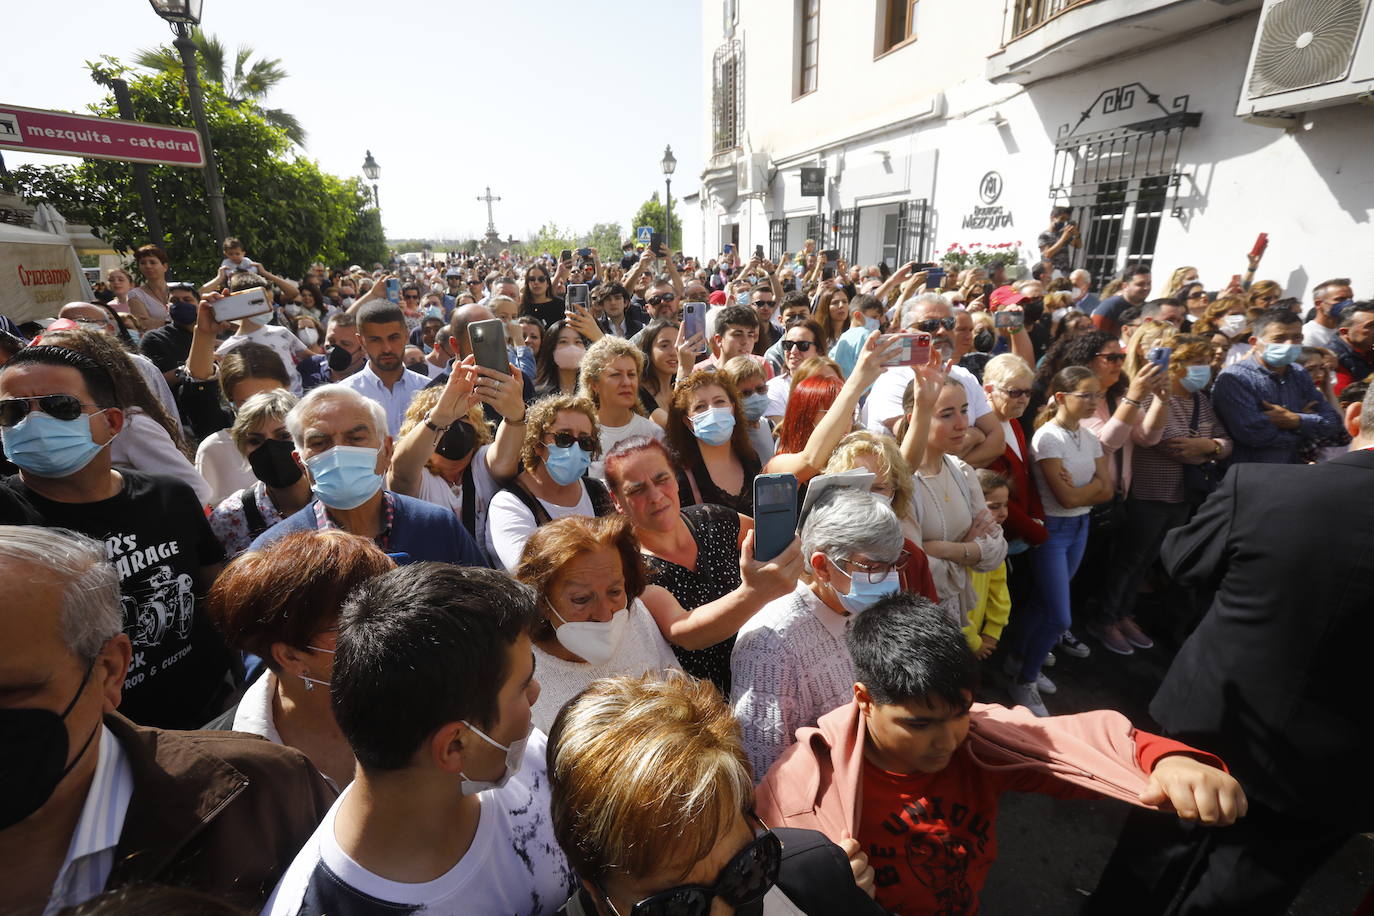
[3,0,703,242]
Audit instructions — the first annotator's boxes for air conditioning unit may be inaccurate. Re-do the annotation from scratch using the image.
[736,152,769,195]
[1237,0,1374,123]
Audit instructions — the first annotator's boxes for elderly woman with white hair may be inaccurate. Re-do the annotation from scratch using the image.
[246,383,487,566]
[730,487,906,778]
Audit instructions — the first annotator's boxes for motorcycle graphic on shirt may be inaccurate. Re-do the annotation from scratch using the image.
[123,564,196,648]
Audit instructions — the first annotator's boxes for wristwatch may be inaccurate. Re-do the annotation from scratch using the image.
[424,414,451,434]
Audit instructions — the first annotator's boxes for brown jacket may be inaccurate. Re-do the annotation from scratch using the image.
[103,713,335,908]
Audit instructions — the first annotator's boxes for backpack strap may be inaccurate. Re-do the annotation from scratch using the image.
[499,478,552,527]
[238,486,270,540]
[459,464,477,537]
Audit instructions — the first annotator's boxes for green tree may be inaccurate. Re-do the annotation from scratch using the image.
[585,221,625,261]
[526,222,579,258]
[631,192,682,250]
[133,29,304,145]
[11,64,374,281]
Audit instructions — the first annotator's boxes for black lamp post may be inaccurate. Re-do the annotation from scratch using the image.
[148,0,229,246]
[362,150,380,212]
[661,144,677,252]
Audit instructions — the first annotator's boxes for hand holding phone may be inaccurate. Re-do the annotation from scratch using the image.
[1147,346,1172,373]
[753,474,799,561]
[994,311,1024,330]
[468,319,509,374]
[882,332,933,368]
[212,287,272,323]
[681,301,709,354]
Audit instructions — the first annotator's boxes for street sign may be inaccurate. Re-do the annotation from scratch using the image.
[0,103,205,167]
[800,167,826,197]
[636,226,654,245]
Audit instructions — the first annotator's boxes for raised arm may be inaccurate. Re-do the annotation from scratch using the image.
[389,362,476,497]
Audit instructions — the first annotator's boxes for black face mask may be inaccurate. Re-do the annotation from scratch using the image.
[974,329,996,353]
[1022,298,1046,324]
[0,661,98,830]
[248,438,304,489]
[434,421,478,461]
[327,344,354,372]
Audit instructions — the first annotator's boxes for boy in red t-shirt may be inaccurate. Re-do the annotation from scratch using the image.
[756,594,1246,915]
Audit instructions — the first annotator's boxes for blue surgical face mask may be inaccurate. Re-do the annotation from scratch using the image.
[305,445,384,510]
[424,305,444,320]
[742,392,770,423]
[1181,364,1212,393]
[828,557,901,615]
[689,406,736,445]
[1,411,112,478]
[544,442,592,485]
[1262,342,1301,368]
[863,315,881,332]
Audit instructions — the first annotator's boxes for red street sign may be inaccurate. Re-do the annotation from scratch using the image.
[0,103,205,167]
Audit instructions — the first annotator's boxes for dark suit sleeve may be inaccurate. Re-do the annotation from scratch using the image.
[772,827,888,915]
[1160,465,1237,590]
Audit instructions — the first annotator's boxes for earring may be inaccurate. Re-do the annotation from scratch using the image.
[301,675,315,692]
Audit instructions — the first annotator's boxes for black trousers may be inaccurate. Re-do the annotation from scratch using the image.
[1084,802,1352,916]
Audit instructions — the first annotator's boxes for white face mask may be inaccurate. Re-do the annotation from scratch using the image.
[459,720,530,795]
[1221,313,1247,337]
[298,327,320,346]
[549,601,629,666]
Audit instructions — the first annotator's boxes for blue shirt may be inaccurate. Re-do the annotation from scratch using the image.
[1210,357,1344,465]
[340,363,432,437]
[249,491,487,567]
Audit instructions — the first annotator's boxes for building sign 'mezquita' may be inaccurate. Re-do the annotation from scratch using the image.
[962,171,1015,231]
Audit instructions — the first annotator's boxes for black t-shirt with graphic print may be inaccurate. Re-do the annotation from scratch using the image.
[10,470,233,729]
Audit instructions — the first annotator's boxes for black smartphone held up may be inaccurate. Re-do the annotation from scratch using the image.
[925,266,946,289]
[753,473,799,561]
[566,283,590,311]
[682,301,708,354]
[560,249,572,263]
[468,318,509,375]
[648,231,663,256]
[576,247,593,258]
[878,261,891,280]
[754,244,765,260]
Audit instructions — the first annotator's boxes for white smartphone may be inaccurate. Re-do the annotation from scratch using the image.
[212,287,272,322]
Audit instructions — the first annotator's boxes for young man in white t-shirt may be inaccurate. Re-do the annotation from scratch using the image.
[265,565,574,916]
[214,275,308,395]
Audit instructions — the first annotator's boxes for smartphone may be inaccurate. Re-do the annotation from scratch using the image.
[882,332,933,368]
[682,301,708,354]
[649,231,664,257]
[994,310,1024,330]
[753,244,765,260]
[925,267,946,289]
[576,247,593,258]
[566,283,590,311]
[1249,232,1269,260]
[722,243,734,255]
[753,473,799,561]
[468,319,509,374]
[878,261,891,280]
[1147,346,1172,373]
[1230,273,1243,288]
[212,287,272,323]
[385,278,400,304]
[560,249,572,263]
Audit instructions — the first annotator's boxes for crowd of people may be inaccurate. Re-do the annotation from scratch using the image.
[0,225,1369,915]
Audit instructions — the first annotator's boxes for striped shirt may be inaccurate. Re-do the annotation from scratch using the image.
[44,726,133,915]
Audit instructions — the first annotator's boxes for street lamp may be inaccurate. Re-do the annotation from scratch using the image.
[661,144,677,252]
[362,150,380,211]
[148,0,229,246]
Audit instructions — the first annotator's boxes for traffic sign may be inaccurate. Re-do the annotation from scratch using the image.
[0,103,205,167]
[636,226,654,245]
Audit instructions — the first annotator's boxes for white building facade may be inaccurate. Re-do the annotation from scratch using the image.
[696,0,1374,298]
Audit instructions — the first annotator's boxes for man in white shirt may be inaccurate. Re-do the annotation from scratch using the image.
[1303,277,1352,349]
[0,526,332,915]
[265,564,574,916]
[341,301,431,436]
[865,292,1006,467]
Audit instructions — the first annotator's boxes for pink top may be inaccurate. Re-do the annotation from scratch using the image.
[1081,393,1165,496]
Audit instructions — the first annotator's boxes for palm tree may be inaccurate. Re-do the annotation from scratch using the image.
[134,29,305,146]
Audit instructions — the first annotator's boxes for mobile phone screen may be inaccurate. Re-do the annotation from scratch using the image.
[753,474,798,561]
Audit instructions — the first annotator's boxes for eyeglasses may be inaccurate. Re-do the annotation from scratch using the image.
[528,275,549,283]
[647,293,677,305]
[603,814,781,916]
[997,386,1033,399]
[914,317,957,333]
[780,339,815,352]
[1066,391,1102,402]
[835,551,911,584]
[0,394,102,427]
[1095,353,1126,363]
[547,431,598,453]
[1187,291,1208,299]
[402,293,420,300]
[754,299,775,308]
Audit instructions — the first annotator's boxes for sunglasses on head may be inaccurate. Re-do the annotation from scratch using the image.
[648,293,677,305]
[0,394,103,427]
[548,431,598,453]
[780,339,815,352]
[914,317,957,333]
[1096,353,1127,363]
[603,815,781,916]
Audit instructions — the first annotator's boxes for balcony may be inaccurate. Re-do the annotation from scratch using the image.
[987,0,1262,85]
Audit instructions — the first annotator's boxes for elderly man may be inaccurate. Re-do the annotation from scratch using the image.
[865,292,1006,467]
[731,489,906,778]
[249,383,485,566]
[0,526,333,913]
[1,345,233,729]
[340,301,431,437]
[1070,268,1099,314]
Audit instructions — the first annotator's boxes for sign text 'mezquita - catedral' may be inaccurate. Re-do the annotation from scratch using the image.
[0,103,204,167]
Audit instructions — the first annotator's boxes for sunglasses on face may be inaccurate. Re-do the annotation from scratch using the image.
[0,394,102,427]
[547,432,598,453]
[648,294,677,305]
[914,317,958,333]
[528,275,549,283]
[606,816,781,916]
[998,386,1033,399]
[781,339,815,352]
[1095,353,1126,364]
[402,294,420,300]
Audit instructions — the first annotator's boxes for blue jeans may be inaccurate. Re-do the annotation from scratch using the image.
[1017,513,1090,683]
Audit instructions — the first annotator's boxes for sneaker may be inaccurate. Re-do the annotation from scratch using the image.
[1087,621,1135,656]
[1008,681,1050,717]
[1035,670,1057,695]
[1118,617,1155,650]
[1043,650,1057,667]
[1058,630,1091,658]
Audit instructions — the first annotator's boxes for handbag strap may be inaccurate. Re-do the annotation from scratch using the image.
[1188,392,1202,435]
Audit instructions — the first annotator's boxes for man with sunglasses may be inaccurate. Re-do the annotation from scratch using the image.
[442,268,465,313]
[865,293,1006,468]
[0,346,235,730]
[549,673,885,916]
[266,564,575,916]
